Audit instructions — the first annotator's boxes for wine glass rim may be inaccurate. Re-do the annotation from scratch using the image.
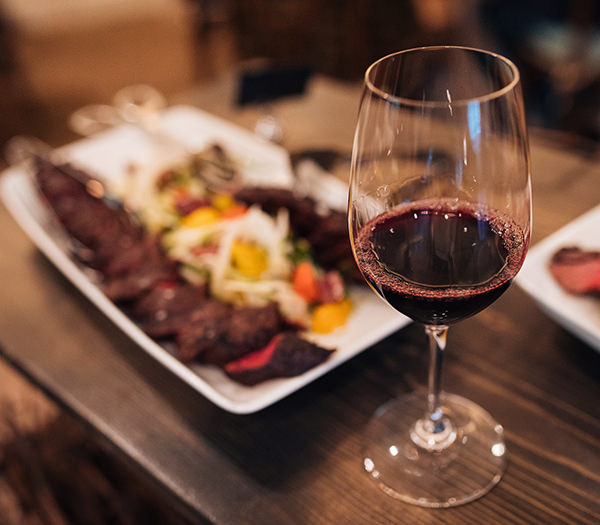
[364,45,520,107]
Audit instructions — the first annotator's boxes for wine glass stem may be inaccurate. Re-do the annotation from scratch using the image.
[426,324,447,423]
[410,324,457,451]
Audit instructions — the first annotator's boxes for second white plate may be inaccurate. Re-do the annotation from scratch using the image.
[516,204,600,351]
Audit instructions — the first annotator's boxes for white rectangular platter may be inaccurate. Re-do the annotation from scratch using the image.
[0,106,410,413]
[516,204,600,352]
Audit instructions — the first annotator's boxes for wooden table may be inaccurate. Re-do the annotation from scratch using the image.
[1,76,599,524]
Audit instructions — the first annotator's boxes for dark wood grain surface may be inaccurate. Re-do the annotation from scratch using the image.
[1,76,599,524]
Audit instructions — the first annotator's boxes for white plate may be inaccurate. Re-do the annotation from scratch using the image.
[516,204,600,351]
[0,106,409,414]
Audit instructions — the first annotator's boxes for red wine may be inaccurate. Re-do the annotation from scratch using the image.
[354,200,528,325]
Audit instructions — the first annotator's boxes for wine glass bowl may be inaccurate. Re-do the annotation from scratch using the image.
[349,46,532,507]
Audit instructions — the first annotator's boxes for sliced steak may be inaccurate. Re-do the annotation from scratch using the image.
[133,282,208,320]
[176,302,285,366]
[36,159,143,254]
[143,299,231,340]
[102,258,178,303]
[224,333,334,386]
[36,159,90,201]
[550,247,600,295]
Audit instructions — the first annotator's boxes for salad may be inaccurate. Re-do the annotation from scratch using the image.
[113,145,353,334]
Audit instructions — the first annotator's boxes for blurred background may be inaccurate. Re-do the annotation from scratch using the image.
[1,0,600,147]
[0,0,599,523]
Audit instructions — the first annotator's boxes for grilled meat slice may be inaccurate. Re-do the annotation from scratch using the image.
[36,161,181,303]
[100,238,178,302]
[305,212,353,271]
[550,247,600,295]
[101,261,179,303]
[132,282,212,338]
[102,236,163,278]
[133,282,208,319]
[176,302,285,366]
[143,299,231,340]
[36,159,141,249]
[36,159,91,201]
[224,333,333,386]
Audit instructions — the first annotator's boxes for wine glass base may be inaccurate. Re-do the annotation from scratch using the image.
[363,392,506,508]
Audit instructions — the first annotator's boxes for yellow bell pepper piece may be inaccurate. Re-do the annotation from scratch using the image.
[212,194,236,212]
[311,299,353,334]
[231,240,268,278]
[181,207,220,228]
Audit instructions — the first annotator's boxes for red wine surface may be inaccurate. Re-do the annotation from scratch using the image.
[354,200,527,325]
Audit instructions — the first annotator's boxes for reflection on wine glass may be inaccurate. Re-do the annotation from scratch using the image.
[348,46,532,507]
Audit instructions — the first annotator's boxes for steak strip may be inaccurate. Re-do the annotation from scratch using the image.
[550,247,600,295]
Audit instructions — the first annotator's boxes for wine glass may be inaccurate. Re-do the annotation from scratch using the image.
[348,46,531,507]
